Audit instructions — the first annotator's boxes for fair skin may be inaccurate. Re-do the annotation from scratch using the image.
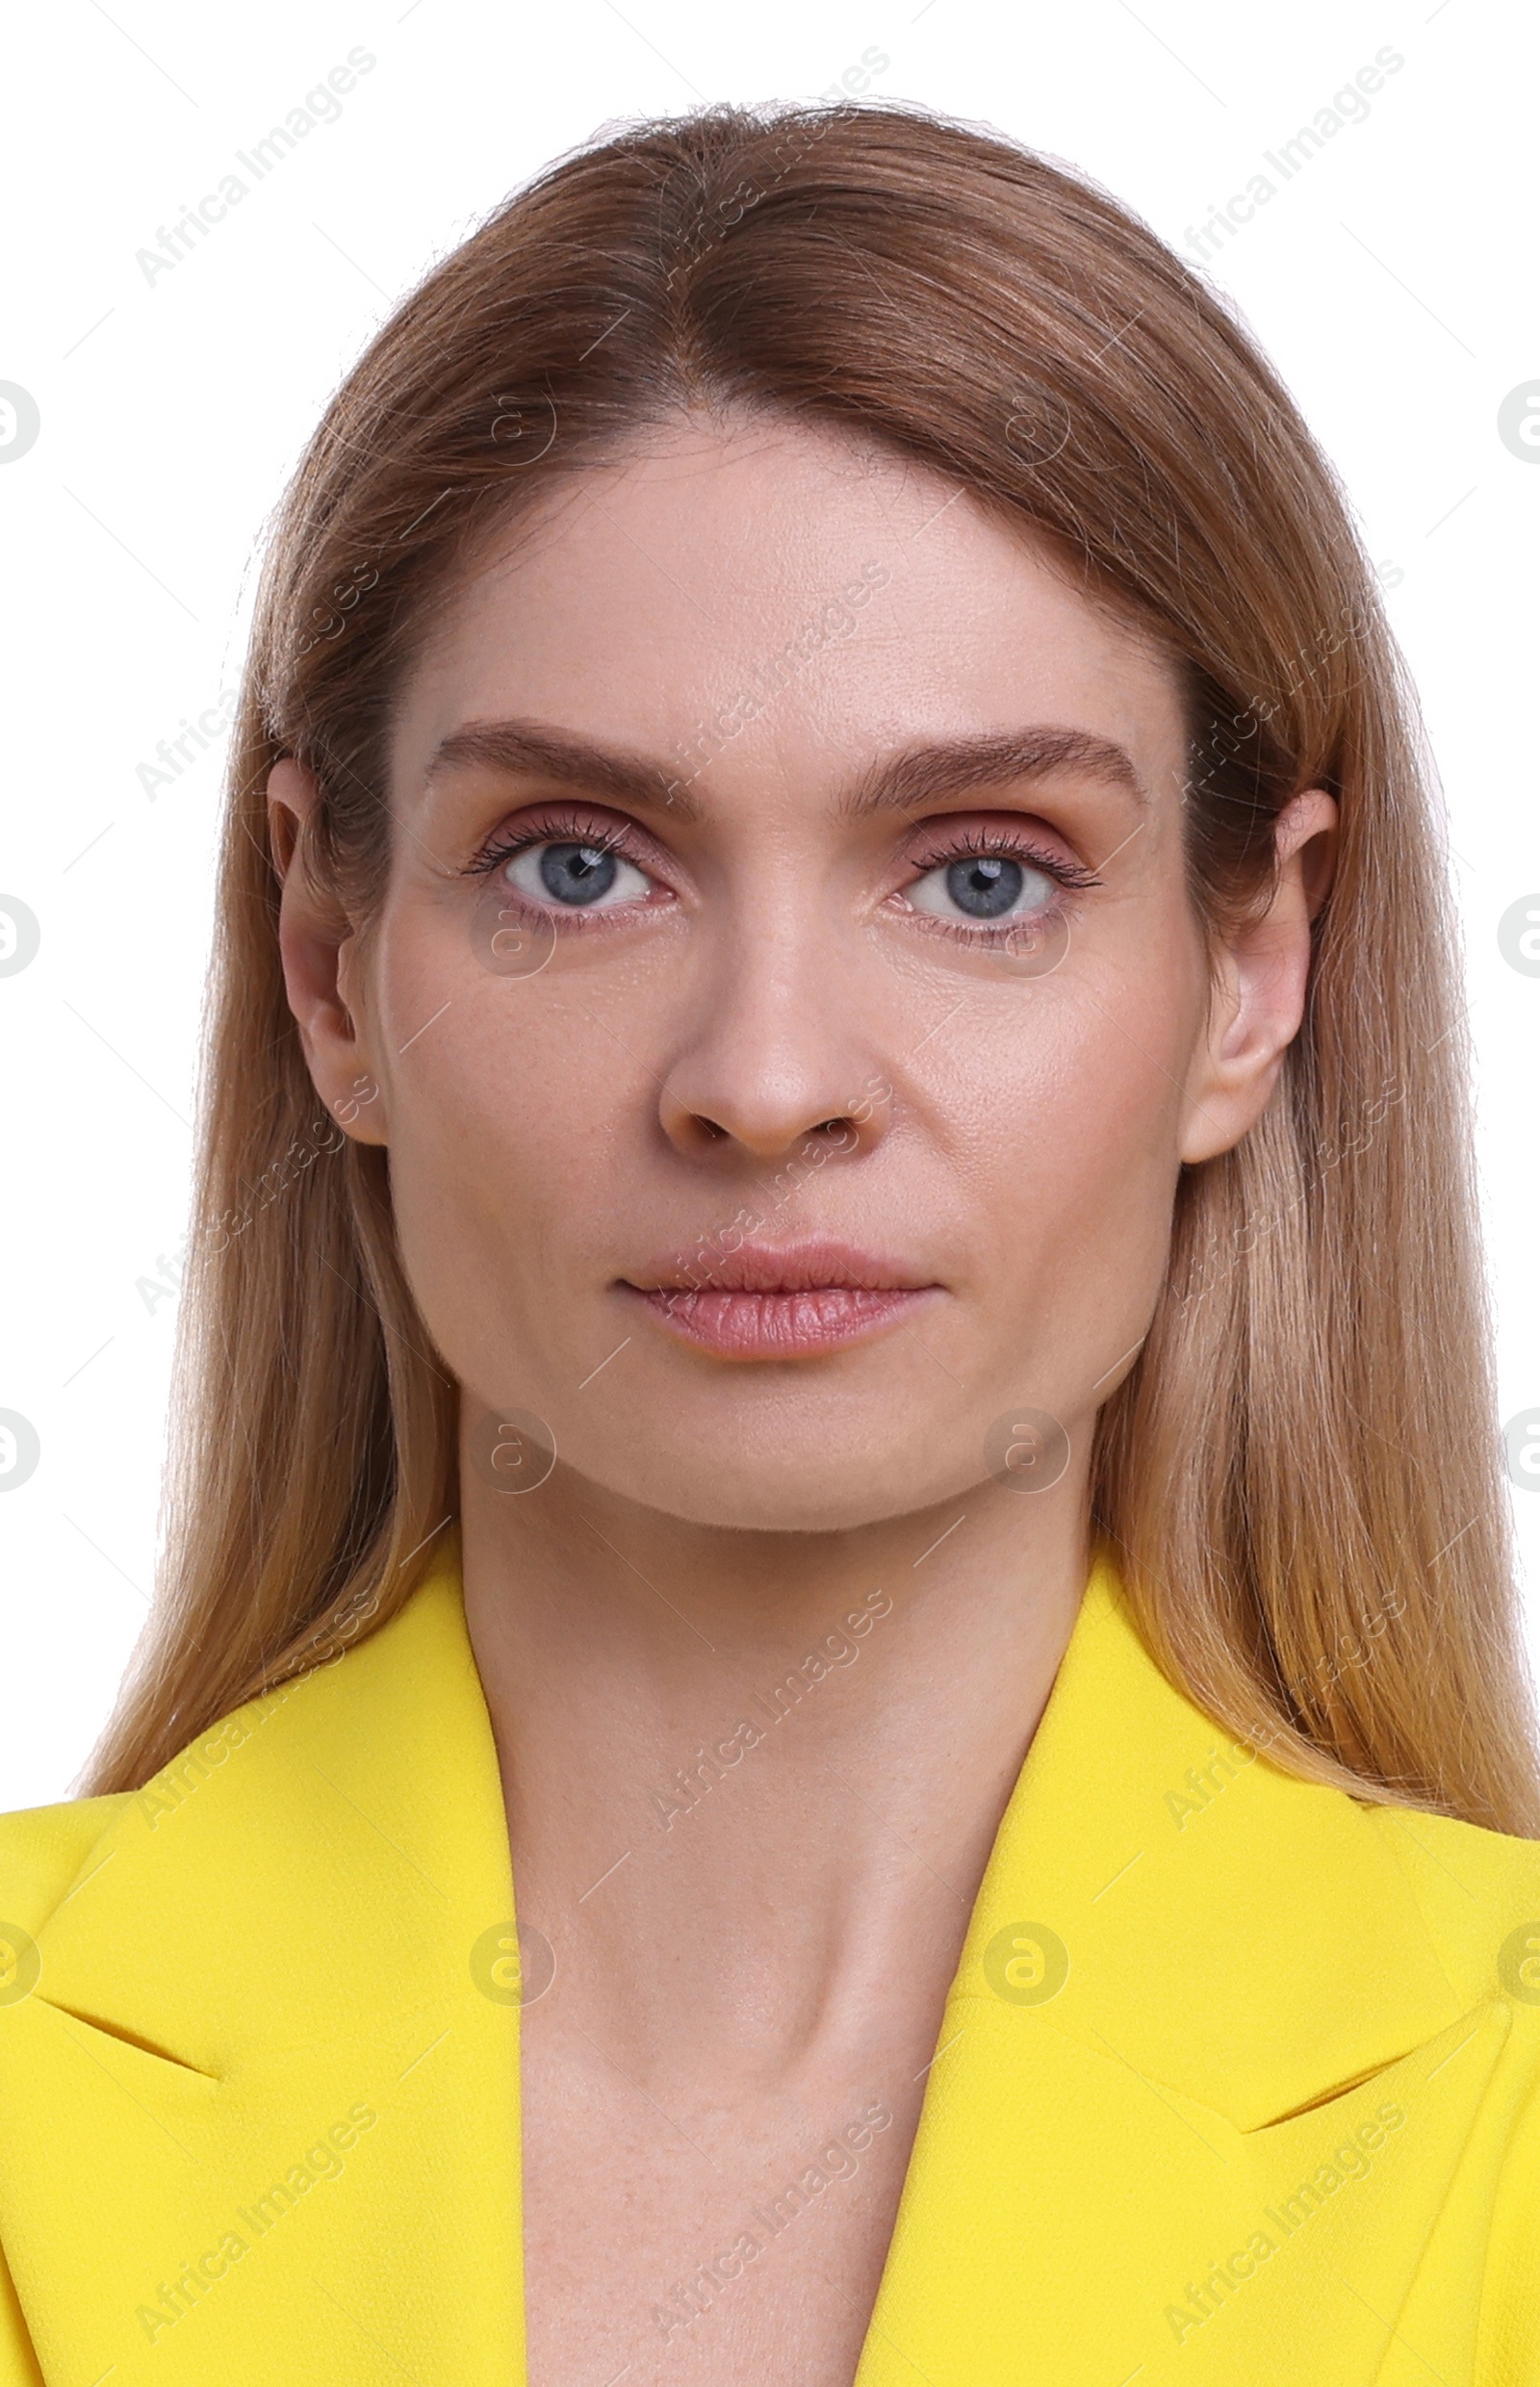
[270,411,1335,2387]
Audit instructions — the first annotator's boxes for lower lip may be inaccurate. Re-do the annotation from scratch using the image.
[621,1283,936,1358]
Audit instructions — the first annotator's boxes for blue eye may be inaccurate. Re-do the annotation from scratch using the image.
[503,839,653,910]
[947,856,1021,917]
[540,841,617,904]
[910,851,1057,925]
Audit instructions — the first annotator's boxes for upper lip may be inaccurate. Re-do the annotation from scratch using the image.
[622,1240,937,1295]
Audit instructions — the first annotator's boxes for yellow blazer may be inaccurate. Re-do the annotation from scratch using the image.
[3,1537,1540,2382]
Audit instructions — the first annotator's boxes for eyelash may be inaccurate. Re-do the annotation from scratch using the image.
[465,807,634,883]
[900,826,1102,943]
[462,808,1103,937]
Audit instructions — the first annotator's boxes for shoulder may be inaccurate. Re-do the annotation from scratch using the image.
[0,1790,133,1947]
[0,1551,471,1915]
[1361,1797,1540,2015]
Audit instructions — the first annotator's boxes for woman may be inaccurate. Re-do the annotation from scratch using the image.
[2,94,1538,2387]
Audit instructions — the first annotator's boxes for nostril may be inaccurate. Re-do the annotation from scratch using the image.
[663,1104,864,1154]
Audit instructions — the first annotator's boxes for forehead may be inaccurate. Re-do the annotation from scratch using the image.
[392,413,1189,803]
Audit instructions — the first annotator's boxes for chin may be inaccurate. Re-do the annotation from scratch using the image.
[582,1438,968,1535]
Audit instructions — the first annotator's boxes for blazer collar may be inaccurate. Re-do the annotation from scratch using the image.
[4,1535,525,2382]
[851,1556,1485,2387]
[30,1531,514,2074]
[944,1549,1466,2132]
[5,1532,1469,2383]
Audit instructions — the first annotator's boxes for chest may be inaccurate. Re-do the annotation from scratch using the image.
[519,2049,923,2387]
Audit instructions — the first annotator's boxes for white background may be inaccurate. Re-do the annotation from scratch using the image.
[2,0,1536,1811]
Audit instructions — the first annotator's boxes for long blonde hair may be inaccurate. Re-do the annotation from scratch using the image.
[85,97,1540,1835]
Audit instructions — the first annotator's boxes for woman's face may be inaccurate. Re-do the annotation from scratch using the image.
[275,414,1320,1531]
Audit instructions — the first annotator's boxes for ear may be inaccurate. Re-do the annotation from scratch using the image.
[1178,785,1339,1166]
[267,757,388,1146]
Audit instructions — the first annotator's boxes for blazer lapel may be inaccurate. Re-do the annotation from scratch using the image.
[854,1551,1486,2385]
[0,1533,526,2387]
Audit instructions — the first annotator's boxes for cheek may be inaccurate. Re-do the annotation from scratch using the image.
[382,974,629,1388]
[926,940,1203,1394]
[957,958,1201,1225]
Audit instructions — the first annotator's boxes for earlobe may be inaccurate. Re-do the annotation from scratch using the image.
[266,757,388,1147]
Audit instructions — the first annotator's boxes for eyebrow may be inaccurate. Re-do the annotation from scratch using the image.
[422,717,1145,824]
[424,718,704,818]
[838,725,1145,819]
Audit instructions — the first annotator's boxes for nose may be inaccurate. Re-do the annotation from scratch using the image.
[656,915,890,1168]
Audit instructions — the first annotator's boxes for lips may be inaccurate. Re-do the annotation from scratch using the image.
[618,1240,940,1358]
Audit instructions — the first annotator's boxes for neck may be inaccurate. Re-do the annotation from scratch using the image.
[460,1453,1091,2100]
